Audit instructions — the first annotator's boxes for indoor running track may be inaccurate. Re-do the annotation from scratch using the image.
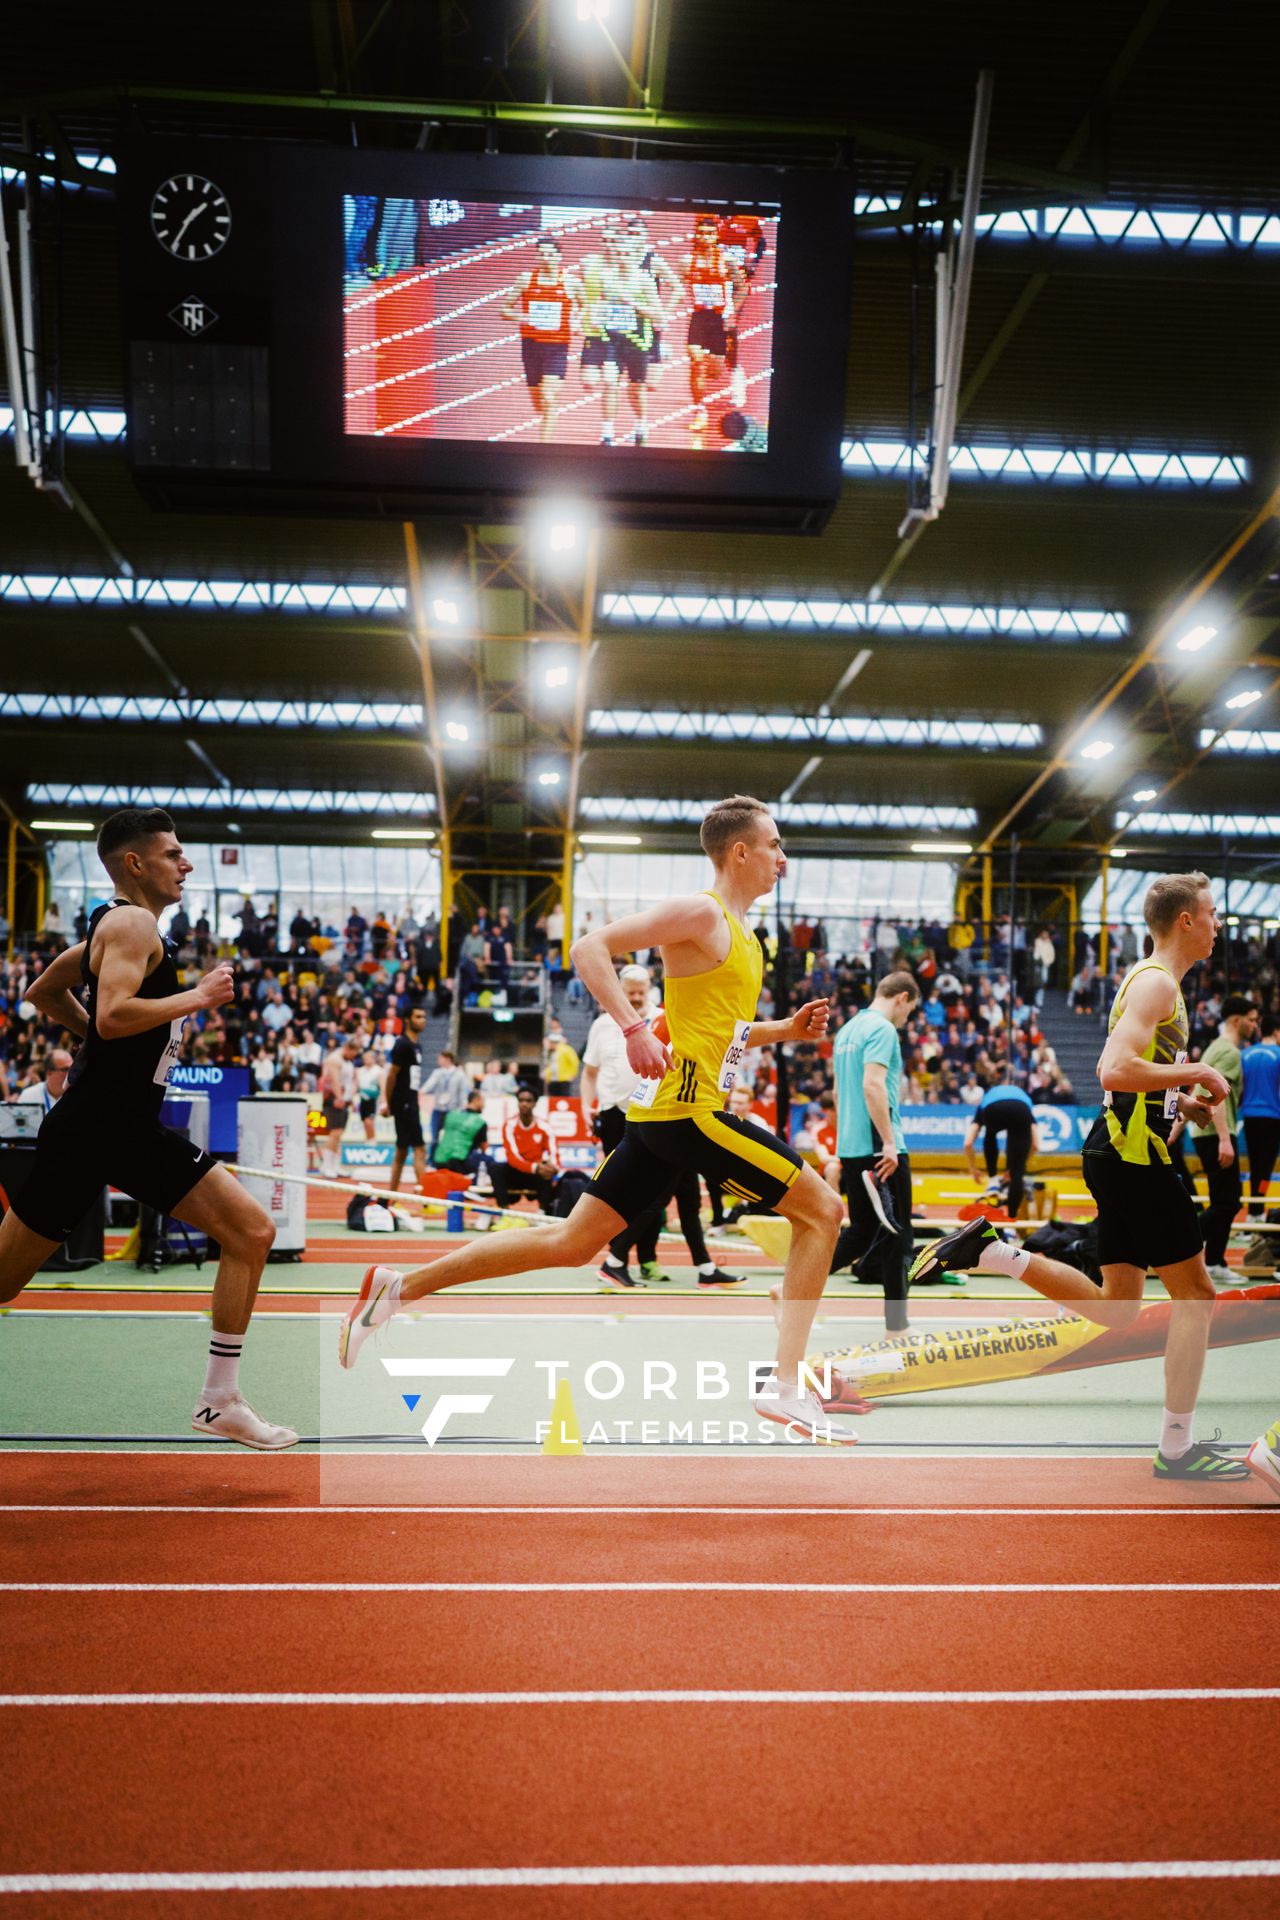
[2,1450,1278,1918]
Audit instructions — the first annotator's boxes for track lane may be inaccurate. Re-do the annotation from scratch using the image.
[3,1588,1277,1695]
[6,1508,1275,1584]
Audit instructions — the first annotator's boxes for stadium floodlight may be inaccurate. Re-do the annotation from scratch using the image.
[1131,788,1158,802]
[574,0,610,17]
[537,769,562,787]
[544,664,571,689]
[1110,847,1131,857]
[909,841,972,855]
[1225,687,1264,711]
[1079,738,1116,760]
[371,828,435,840]
[431,596,461,626]
[1175,622,1217,653]
[30,819,94,831]
[548,523,578,553]
[444,720,470,742]
[579,832,642,846]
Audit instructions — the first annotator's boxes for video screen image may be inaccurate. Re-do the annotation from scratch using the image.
[343,197,777,453]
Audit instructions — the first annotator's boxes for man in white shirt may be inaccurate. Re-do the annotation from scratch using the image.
[16,1049,73,1115]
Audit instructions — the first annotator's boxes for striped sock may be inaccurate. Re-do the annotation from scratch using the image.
[203,1330,245,1399]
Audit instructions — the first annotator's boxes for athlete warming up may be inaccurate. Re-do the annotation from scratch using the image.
[912,871,1248,1480]
[0,808,296,1449]
[339,796,852,1442]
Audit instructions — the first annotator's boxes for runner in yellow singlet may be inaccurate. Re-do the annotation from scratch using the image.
[336,796,853,1443]
[912,870,1249,1480]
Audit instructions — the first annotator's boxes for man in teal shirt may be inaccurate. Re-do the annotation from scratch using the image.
[831,969,919,1329]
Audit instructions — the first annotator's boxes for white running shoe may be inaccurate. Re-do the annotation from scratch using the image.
[1246,1422,1280,1498]
[191,1393,299,1451]
[754,1375,859,1445]
[729,366,747,408]
[338,1263,403,1371]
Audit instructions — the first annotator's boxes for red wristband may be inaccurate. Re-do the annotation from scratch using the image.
[621,1019,647,1037]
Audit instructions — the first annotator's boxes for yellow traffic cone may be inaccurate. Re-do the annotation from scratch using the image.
[542,1377,584,1455]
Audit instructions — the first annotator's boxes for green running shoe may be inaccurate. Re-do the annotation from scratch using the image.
[1153,1440,1250,1480]
[639,1261,671,1283]
[908,1216,1001,1284]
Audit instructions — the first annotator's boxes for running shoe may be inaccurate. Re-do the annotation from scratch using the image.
[1152,1439,1251,1480]
[861,1169,900,1235]
[338,1263,402,1370]
[697,1266,747,1288]
[191,1393,299,1450]
[1246,1421,1280,1497]
[639,1260,671,1283]
[754,1375,859,1445]
[597,1261,641,1291]
[908,1216,1000,1284]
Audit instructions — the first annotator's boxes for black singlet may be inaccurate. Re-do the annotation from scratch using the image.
[65,899,187,1112]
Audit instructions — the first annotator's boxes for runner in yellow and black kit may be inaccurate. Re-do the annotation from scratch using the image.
[336,796,854,1443]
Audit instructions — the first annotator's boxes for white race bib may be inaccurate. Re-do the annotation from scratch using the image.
[1164,1048,1189,1120]
[629,1074,659,1110]
[717,1020,753,1095]
[408,1064,421,1092]
[153,1015,188,1087]
[604,300,636,332]
[526,299,562,331]
[693,281,726,309]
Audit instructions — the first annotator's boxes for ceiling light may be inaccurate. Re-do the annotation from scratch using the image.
[537,769,562,787]
[371,828,435,841]
[30,819,94,831]
[432,597,460,626]
[548,523,578,552]
[444,720,469,742]
[575,0,609,18]
[1175,622,1217,653]
[1225,688,1264,711]
[579,832,642,846]
[909,841,972,855]
[544,665,570,689]
[1131,788,1157,803]
[1079,738,1116,760]
[1110,847,1130,857]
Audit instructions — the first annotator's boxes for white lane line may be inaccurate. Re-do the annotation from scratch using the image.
[4,1581,1277,1594]
[3,1688,1277,1708]
[1,1861,1277,1892]
[1,1504,1271,1517]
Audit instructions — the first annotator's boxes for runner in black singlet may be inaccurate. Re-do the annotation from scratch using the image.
[0,807,297,1449]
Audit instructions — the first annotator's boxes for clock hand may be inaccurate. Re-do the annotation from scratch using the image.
[172,202,208,247]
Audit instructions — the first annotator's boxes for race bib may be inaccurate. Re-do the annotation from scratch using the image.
[717,1020,753,1095]
[629,1074,659,1110]
[408,1064,421,1092]
[693,281,725,309]
[1165,1048,1188,1119]
[723,244,747,269]
[527,299,562,331]
[153,1015,188,1087]
[604,300,636,332]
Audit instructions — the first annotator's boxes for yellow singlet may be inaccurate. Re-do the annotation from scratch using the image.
[1099,958,1189,1165]
[628,890,762,1124]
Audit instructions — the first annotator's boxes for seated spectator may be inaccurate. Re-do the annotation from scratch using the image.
[489,1086,560,1213]
[433,1089,489,1177]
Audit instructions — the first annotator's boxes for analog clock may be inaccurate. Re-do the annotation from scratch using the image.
[150,174,231,262]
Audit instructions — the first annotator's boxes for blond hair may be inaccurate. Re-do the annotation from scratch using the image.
[700,795,771,865]
[1143,870,1210,938]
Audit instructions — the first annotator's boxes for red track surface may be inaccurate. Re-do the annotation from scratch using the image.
[1,1453,1275,1916]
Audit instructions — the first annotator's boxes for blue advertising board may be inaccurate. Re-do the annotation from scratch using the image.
[169,1065,252,1154]
[790,1101,1100,1156]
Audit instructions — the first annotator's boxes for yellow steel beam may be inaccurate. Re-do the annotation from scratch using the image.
[402,521,453,967]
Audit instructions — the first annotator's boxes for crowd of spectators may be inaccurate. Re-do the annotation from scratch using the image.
[3,898,1280,1123]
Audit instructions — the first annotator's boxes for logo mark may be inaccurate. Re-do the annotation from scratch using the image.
[193,1405,221,1424]
[381,1358,515,1446]
[169,296,218,338]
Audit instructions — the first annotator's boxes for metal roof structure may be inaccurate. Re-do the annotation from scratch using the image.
[3,0,1280,912]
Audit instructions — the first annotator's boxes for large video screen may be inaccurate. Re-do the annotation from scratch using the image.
[343,199,777,454]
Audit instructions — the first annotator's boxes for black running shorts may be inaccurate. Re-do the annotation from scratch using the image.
[688,308,728,357]
[393,1105,425,1151]
[590,1111,803,1224]
[580,335,608,370]
[605,331,650,386]
[1081,1147,1203,1271]
[8,1093,216,1244]
[520,337,568,387]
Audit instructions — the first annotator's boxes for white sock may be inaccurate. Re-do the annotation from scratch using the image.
[697,1262,716,1276]
[1161,1408,1195,1459]
[976,1237,1031,1281]
[203,1331,244,1399]
[601,1254,625,1270]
